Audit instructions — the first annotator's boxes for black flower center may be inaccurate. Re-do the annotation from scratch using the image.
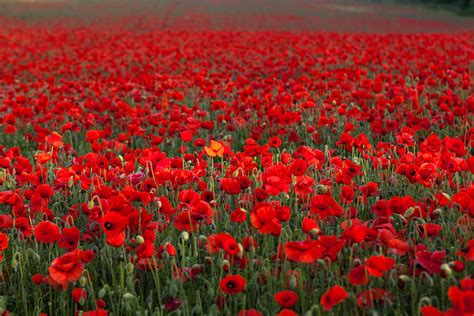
[104,222,113,230]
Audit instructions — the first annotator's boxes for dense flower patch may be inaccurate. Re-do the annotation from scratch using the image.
[0,5,473,316]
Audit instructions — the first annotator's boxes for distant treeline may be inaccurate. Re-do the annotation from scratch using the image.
[397,0,471,9]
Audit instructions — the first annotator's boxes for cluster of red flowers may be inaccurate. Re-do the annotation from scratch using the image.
[0,2,473,315]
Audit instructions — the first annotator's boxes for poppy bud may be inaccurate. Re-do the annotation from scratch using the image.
[309,228,320,238]
[222,259,230,270]
[207,287,215,297]
[288,276,298,290]
[418,297,431,306]
[316,185,328,194]
[79,276,87,287]
[237,243,244,258]
[441,192,451,201]
[98,288,107,299]
[156,200,162,210]
[399,275,411,283]
[433,208,442,216]
[181,231,189,241]
[87,200,94,210]
[136,235,145,245]
[199,235,208,244]
[440,263,453,277]
[68,176,74,188]
[404,207,415,218]
[170,283,179,297]
[123,292,136,301]
[125,262,134,275]
[205,256,213,266]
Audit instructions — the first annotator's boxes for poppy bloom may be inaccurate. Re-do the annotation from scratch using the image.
[204,140,225,158]
[34,221,60,244]
[45,131,64,148]
[48,249,85,290]
[310,194,343,219]
[285,240,324,263]
[219,274,246,294]
[366,255,396,277]
[58,227,81,250]
[251,203,281,236]
[274,290,299,308]
[237,309,262,316]
[356,289,393,308]
[320,285,349,311]
[72,287,87,304]
[101,211,128,247]
[0,233,8,251]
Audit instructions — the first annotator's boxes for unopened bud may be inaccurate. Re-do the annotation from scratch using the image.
[181,231,189,241]
[404,207,415,218]
[441,263,453,277]
[399,275,411,283]
[316,184,328,194]
[79,276,87,287]
[123,292,136,301]
[125,262,134,275]
[87,200,94,210]
[136,235,145,245]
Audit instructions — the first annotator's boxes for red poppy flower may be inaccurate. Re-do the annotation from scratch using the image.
[0,233,8,251]
[34,221,60,244]
[237,309,262,316]
[219,274,246,295]
[366,255,395,277]
[58,227,80,250]
[251,203,281,236]
[274,290,299,308]
[356,289,392,308]
[310,194,343,219]
[320,285,348,311]
[48,249,85,290]
[285,240,324,263]
[72,287,87,304]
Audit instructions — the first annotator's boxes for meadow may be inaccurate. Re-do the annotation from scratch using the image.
[0,1,473,315]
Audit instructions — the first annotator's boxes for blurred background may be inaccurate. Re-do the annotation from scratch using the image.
[0,0,473,33]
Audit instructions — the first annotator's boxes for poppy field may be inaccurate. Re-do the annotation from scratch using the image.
[0,1,473,315]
